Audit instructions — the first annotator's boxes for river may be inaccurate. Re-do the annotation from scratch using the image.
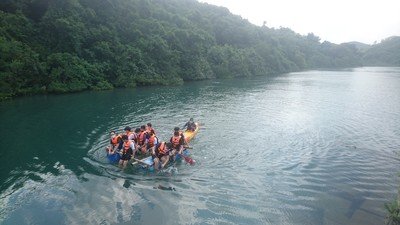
[0,67,399,225]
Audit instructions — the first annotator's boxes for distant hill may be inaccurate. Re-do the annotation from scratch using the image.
[362,36,400,66]
[0,0,397,99]
[342,41,371,52]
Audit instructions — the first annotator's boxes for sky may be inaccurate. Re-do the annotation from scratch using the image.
[198,0,400,44]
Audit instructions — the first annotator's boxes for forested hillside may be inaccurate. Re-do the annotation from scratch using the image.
[362,36,400,66]
[0,0,397,99]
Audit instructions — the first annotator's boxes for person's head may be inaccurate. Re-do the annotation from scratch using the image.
[174,131,179,136]
[124,126,131,132]
[147,123,152,128]
[189,118,193,122]
[134,128,141,133]
[140,125,146,130]
[110,130,116,136]
[122,134,128,141]
[174,127,180,132]
[149,129,155,135]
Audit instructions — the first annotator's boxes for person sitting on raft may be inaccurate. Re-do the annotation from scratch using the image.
[119,134,135,168]
[152,142,172,170]
[146,123,156,135]
[183,118,196,131]
[124,126,135,140]
[106,131,122,154]
[174,126,188,147]
[132,127,141,145]
[170,131,185,159]
[136,125,149,154]
[146,129,158,153]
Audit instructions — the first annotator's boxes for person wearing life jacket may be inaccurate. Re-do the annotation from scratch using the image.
[119,134,135,167]
[146,129,158,153]
[137,125,149,154]
[124,126,135,140]
[183,118,197,131]
[106,131,122,154]
[170,131,185,157]
[146,123,156,135]
[152,142,172,170]
[132,127,141,145]
[174,126,188,146]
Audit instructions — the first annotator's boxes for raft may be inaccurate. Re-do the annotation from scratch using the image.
[106,152,121,164]
[183,122,199,143]
[133,122,199,169]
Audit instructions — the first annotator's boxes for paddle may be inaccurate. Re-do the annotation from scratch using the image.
[131,157,153,167]
[177,153,195,165]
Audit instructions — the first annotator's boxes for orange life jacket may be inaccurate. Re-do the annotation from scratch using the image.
[157,142,168,155]
[123,141,133,153]
[148,134,156,147]
[111,135,120,146]
[171,135,181,148]
[138,131,147,145]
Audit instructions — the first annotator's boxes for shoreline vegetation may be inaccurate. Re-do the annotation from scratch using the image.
[1,0,400,100]
[385,186,400,225]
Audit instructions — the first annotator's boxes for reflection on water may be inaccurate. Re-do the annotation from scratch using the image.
[0,67,400,225]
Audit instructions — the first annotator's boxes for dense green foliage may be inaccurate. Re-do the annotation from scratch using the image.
[0,0,398,99]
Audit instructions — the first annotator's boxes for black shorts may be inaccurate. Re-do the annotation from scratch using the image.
[121,153,132,161]
[155,153,168,160]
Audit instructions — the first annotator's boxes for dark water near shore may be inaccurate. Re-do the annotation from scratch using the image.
[1,67,400,225]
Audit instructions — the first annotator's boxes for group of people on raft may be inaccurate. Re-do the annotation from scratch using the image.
[106,118,197,170]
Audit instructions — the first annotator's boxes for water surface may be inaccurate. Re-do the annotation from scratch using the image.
[0,67,399,224]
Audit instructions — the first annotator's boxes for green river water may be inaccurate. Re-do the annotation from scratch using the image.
[0,67,400,225]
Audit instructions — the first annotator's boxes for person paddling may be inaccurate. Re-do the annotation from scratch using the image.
[106,131,123,164]
[170,131,185,160]
[174,126,188,147]
[152,142,172,170]
[119,135,135,168]
[106,131,122,154]
[183,118,197,131]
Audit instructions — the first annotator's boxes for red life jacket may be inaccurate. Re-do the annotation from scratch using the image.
[171,135,181,148]
[157,142,168,155]
[148,134,156,147]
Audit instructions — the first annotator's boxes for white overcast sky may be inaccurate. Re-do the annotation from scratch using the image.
[198,0,400,44]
